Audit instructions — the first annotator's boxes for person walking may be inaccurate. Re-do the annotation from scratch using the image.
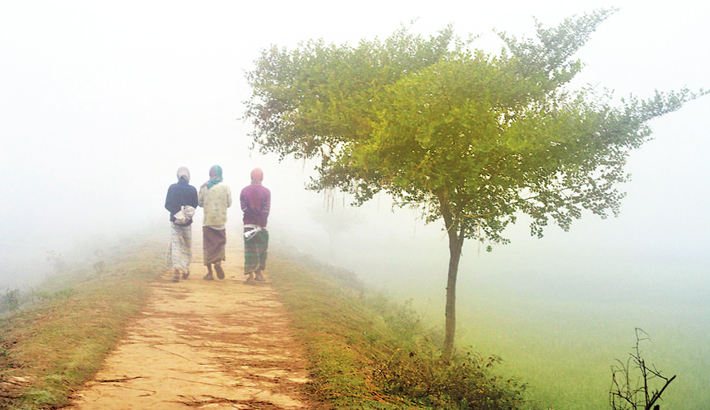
[240,167,270,283]
[198,165,231,280]
[165,166,198,282]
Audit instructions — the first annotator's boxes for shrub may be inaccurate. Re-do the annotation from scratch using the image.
[373,346,527,410]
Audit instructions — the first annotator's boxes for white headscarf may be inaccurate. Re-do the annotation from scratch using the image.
[177,166,190,183]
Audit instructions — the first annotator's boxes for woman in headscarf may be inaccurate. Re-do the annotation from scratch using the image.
[165,166,199,282]
[198,165,232,280]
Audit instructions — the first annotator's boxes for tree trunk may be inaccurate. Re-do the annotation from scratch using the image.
[439,194,465,363]
[442,228,463,362]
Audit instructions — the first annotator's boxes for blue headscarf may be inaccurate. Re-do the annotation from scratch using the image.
[206,165,223,189]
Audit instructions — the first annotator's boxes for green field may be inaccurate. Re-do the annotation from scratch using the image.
[411,286,710,410]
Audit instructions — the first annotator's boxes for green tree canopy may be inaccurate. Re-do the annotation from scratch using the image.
[244,9,705,360]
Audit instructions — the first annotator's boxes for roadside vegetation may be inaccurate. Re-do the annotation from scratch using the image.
[268,247,532,409]
[1,238,532,410]
[0,236,165,409]
[1,237,686,410]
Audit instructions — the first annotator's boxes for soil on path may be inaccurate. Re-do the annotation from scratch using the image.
[67,231,323,410]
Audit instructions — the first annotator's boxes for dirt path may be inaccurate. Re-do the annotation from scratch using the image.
[67,231,322,410]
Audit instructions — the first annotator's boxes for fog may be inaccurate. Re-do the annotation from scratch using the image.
[1,0,708,319]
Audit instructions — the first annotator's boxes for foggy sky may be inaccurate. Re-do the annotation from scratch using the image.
[1,0,709,303]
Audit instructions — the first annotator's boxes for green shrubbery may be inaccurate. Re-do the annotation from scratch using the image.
[373,349,527,410]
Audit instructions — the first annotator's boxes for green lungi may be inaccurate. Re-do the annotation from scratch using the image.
[244,228,268,275]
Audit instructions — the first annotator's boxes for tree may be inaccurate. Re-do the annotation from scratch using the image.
[243,10,705,361]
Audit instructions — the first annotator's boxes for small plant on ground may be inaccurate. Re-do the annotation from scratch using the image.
[373,346,527,409]
[1,287,21,314]
[609,328,676,410]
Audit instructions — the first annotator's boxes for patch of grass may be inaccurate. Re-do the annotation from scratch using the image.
[268,249,532,409]
[0,237,165,409]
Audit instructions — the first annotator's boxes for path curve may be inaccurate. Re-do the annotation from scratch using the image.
[67,231,322,410]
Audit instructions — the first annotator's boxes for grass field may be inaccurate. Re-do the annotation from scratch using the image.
[412,286,710,410]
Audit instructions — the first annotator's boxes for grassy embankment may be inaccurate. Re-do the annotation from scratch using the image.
[267,248,531,409]
[0,237,165,409]
[0,237,533,410]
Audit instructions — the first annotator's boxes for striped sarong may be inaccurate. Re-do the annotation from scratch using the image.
[244,228,268,275]
[203,226,226,265]
[166,222,192,274]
